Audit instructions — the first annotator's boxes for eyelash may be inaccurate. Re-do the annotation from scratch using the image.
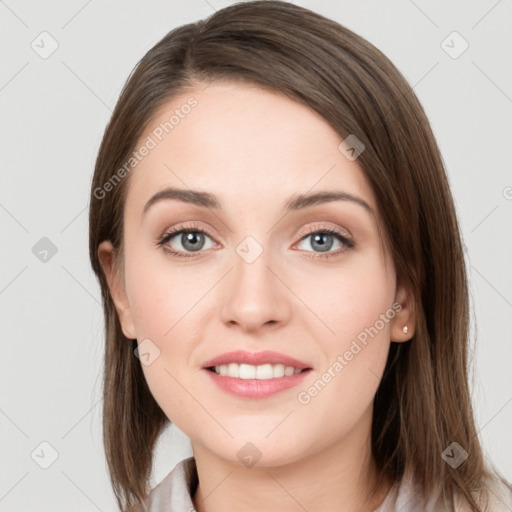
[156,223,354,259]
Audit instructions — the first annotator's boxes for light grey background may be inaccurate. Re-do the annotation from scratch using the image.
[1,0,511,510]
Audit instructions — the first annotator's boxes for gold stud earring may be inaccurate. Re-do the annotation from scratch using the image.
[403,325,408,334]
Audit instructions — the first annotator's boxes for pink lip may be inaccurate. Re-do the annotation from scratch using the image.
[202,350,311,370]
[203,367,312,399]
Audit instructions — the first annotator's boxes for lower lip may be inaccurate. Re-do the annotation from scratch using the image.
[203,368,312,398]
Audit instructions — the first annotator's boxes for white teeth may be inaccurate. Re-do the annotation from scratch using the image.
[213,363,304,379]
[239,363,256,379]
[284,366,295,376]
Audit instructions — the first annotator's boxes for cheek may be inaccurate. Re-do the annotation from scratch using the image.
[296,252,395,402]
[123,248,208,424]
[124,245,196,338]
[301,250,395,344]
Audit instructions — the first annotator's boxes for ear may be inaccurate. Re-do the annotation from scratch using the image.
[390,280,416,343]
[97,240,137,339]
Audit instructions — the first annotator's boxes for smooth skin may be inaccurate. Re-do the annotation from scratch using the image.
[98,81,415,512]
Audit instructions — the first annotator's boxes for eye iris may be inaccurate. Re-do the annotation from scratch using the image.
[182,232,204,252]
[311,233,334,253]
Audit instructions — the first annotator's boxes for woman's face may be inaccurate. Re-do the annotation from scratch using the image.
[99,81,413,467]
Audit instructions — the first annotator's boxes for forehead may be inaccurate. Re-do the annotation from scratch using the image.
[124,81,376,218]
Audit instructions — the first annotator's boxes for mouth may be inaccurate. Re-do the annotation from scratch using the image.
[201,350,313,398]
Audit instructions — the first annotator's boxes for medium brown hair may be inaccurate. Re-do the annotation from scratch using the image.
[89,1,508,510]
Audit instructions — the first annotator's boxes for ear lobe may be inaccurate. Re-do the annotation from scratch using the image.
[97,241,136,339]
[391,281,416,343]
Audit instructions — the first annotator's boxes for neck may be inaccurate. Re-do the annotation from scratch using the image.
[191,410,393,512]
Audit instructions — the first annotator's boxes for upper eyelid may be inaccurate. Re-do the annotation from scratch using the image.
[160,222,352,246]
[296,224,351,240]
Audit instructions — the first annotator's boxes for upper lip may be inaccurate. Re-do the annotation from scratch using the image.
[202,350,311,370]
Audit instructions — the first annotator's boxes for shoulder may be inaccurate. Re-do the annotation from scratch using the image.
[373,474,452,512]
[453,476,512,512]
[131,457,198,512]
[375,473,512,512]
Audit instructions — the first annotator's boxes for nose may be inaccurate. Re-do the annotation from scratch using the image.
[219,244,292,333]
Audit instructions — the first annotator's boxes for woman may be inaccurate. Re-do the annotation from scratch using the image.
[88,1,512,511]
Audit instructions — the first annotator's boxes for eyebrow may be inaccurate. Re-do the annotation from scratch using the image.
[142,187,374,216]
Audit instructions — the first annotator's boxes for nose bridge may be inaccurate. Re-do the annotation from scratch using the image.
[232,232,278,301]
[234,235,273,290]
